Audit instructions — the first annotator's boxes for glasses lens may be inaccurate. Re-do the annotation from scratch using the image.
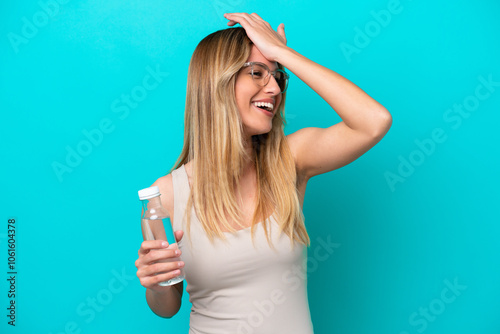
[275,70,288,93]
[251,63,267,85]
[251,63,288,93]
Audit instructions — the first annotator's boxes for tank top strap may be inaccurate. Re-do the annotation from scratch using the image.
[171,164,191,232]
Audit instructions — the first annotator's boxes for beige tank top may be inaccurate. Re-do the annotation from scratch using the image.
[172,164,314,334]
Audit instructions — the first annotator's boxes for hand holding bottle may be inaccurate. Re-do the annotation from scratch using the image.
[137,186,186,287]
[135,230,185,292]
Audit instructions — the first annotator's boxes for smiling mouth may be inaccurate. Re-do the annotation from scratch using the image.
[255,105,273,112]
[251,101,274,112]
[252,104,273,116]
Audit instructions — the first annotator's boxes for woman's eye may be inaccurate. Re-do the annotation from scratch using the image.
[252,71,263,77]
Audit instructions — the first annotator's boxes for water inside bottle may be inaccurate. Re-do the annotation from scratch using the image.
[142,217,185,286]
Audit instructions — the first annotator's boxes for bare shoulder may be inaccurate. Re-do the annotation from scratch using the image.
[151,173,175,219]
[284,116,392,180]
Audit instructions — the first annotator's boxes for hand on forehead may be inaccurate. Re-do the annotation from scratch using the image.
[247,45,278,71]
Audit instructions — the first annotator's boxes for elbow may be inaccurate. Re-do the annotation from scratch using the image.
[370,108,393,139]
[152,305,181,319]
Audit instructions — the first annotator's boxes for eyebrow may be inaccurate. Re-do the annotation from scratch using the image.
[251,61,278,72]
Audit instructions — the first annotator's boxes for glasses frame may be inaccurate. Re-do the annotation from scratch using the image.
[242,62,289,93]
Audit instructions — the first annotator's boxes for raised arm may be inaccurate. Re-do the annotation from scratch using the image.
[279,46,392,179]
[224,13,392,179]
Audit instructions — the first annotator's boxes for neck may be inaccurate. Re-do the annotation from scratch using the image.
[242,136,256,175]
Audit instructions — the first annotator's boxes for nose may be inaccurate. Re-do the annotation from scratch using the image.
[263,75,281,95]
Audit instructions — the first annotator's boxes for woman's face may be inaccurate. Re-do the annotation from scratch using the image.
[235,45,282,138]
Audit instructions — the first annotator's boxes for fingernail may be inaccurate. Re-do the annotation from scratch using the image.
[175,250,179,255]
[162,241,168,248]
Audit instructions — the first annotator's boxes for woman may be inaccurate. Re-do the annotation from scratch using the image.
[135,13,392,333]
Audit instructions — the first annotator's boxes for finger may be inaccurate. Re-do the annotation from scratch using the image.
[174,230,184,242]
[224,13,253,27]
[226,12,253,20]
[140,259,184,277]
[138,240,169,255]
[250,13,264,21]
[140,268,183,288]
[143,248,180,264]
[278,23,287,44]
[249,13,272,29]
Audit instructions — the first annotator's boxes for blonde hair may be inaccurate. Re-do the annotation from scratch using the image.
[167,27,310,250]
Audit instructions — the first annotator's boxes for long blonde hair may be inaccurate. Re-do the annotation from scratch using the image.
[167,27,310,250]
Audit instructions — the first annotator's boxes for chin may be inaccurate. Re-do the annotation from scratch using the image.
[245,125,272,137]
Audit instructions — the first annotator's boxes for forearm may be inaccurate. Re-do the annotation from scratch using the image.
[276,46,392,136]
[146,285,182,318]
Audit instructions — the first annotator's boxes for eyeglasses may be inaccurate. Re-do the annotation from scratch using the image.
[241,62,289,93]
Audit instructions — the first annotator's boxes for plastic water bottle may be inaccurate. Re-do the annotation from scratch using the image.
[138,186,185,286]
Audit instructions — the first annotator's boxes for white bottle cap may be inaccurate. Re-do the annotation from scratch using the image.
[138,186,160,200]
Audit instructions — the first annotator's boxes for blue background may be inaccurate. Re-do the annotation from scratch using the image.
[1,0,499,333]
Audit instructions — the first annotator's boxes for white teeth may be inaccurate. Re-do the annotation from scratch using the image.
[252,101,274,111]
